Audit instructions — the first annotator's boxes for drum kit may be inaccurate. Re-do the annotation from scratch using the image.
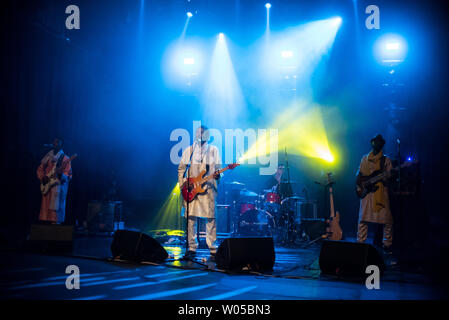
[223,180,317,246]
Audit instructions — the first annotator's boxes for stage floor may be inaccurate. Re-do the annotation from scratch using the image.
[0,234,445,300]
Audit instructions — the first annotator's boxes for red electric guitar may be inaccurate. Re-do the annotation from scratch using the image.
[181,163,240,203]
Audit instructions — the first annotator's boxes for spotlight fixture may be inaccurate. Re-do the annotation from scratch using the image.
[186,11,193,18]
[386,42,399,50]
[333,16,342,26]
[183,58,195,65]
[281,50,294,58]
[265,3,272,9]
[374,34,407,65]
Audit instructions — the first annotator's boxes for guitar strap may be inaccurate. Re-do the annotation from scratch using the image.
[183,146,195,179]
[43,151,64,172]
[56,153,65,168]
[380,155,386,172]
[183,142,203,179]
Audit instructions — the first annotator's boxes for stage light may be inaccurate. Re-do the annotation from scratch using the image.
[152,183,183,230]
[173,46,202,74]
[374,33,407,64]
[386,42,399,50]
[241,102,337,165]
[162,41,204,89]
[202,33,245,127]
[183,57,195,65]
[281,50,294,58]
[186,11,193,18]
[265,3,271,34]
[262,17,342,79]
[275,105,336,163]
[332,16,342,26]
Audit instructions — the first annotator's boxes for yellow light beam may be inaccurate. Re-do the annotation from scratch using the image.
[241,103,337,164]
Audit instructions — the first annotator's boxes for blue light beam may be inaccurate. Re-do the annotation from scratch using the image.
[201,33,246,128]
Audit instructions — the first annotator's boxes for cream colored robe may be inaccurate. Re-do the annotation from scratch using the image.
[37,150,72,223]
[357,152,393,224]
[178,142,221,218]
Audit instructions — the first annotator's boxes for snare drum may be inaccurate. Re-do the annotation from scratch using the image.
[240,202,256,214]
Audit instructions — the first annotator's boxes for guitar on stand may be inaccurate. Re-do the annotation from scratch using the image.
[299,173,343,247]
[325,173,343,241]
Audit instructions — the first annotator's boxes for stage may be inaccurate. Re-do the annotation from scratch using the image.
[0,233,444,300]
[2,0,449,307]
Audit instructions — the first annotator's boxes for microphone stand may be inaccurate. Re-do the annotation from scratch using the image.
[181,141,195,261]
[283,148,294,244]
[284,147,293,197]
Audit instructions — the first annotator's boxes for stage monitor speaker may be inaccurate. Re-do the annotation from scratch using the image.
[111,230,168,262]
[319,240,385,278]
[215,237,275,271]
[28,224,74,254]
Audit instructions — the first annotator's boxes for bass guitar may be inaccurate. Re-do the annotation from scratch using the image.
[181,163,240,203]
[355,160,417,199]
[326,172,343,241]
[40,154,77,195]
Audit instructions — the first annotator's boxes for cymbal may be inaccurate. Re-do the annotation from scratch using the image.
[226,181,245,186]
[240,190,258,197]
[280,180,301,184]
[283,196,305,201]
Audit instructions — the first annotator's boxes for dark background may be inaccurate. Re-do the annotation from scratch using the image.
[1,0,448,276]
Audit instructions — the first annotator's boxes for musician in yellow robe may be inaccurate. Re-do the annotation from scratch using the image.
[356,134,393,252]
[178,126,221,258]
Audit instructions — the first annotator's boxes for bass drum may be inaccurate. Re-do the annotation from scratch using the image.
[237,209,274,237]
[239,202,256,214]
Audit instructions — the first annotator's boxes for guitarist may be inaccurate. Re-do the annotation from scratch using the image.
[177,126,221,259]
[356,134,393,253]
[37,138,72,224]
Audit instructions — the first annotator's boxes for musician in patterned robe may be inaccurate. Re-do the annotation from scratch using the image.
[356,134,393,251]
[37,138,72,224]
[178,126,221,258]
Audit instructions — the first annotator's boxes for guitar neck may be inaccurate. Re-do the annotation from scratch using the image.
[52,155,76,176]
[366,163,408,185]
[329,187,336,218]
[200,166,230,184]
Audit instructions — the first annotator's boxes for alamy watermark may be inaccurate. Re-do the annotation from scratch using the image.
[365,5,380,30]
[65,5,80,30]
[170,121,279,175]
[65,265,80,290]
[365,265,381,290]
